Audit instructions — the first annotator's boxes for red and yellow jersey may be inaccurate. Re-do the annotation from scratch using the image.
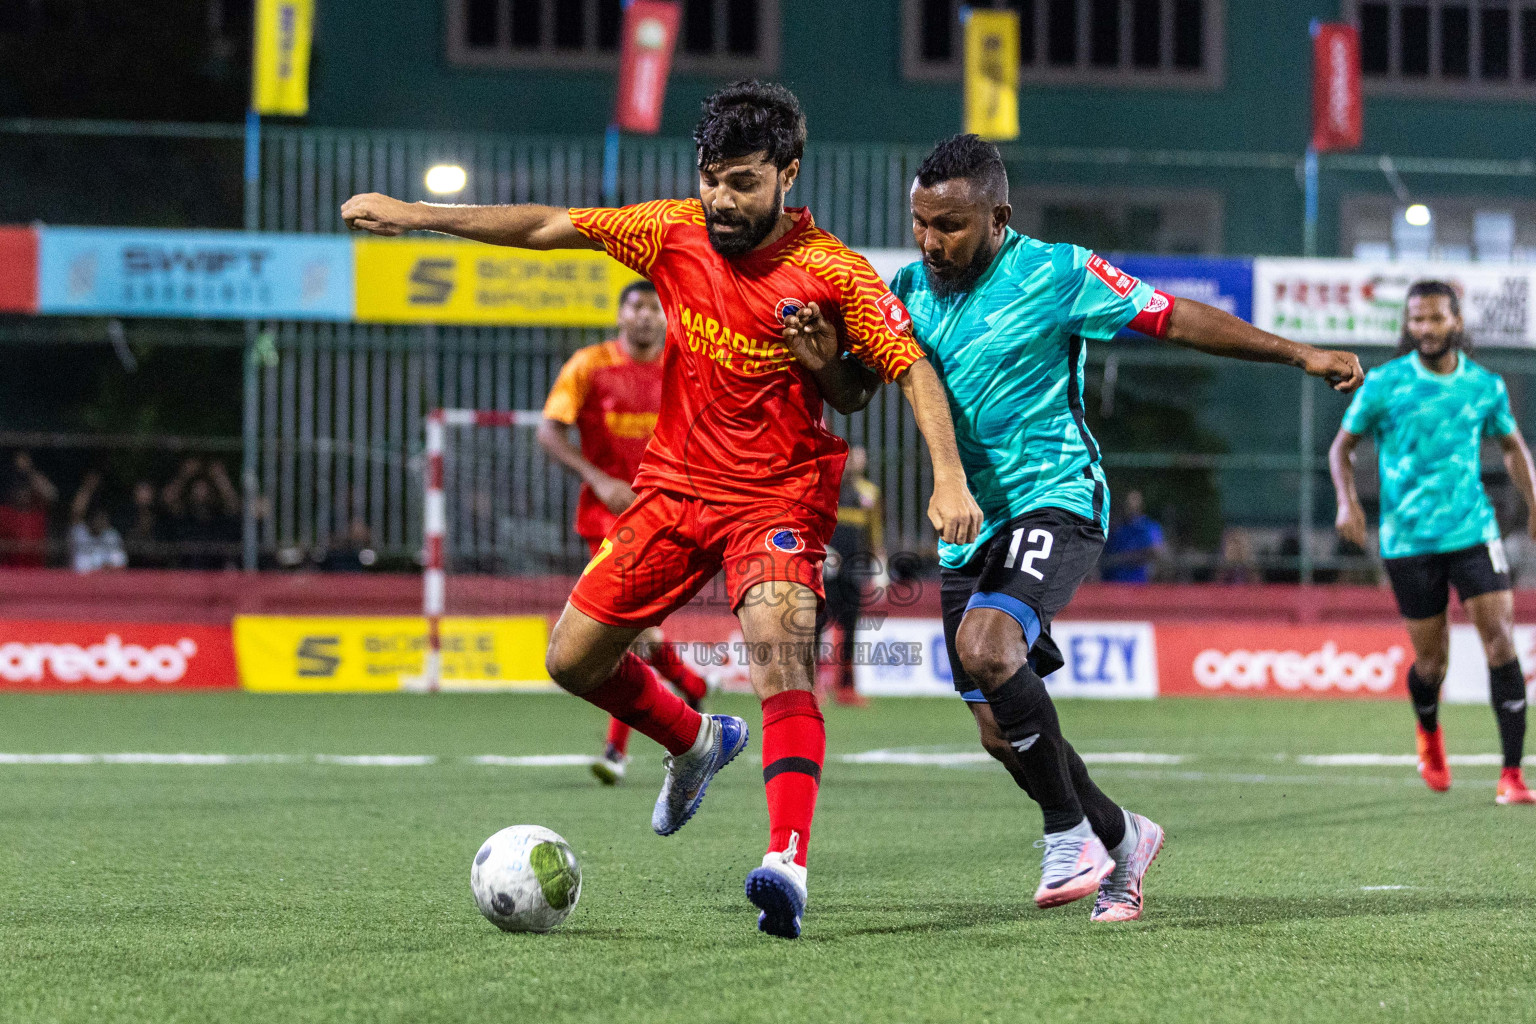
[543,338,663,540]
[568,198,922,519]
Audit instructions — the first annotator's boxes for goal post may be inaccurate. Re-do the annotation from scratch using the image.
[418,407,549,693]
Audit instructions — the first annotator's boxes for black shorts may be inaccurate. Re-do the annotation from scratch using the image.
[940,506,1105,698]
[1382,540,1511,620]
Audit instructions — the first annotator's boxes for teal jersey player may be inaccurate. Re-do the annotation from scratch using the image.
[1340,351,1515,559]
[1332,279,1536,804]
[889,133,1361,919]
[890,230,1156,569]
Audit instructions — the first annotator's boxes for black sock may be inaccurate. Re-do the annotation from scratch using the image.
[983,664,1083,833]
[1489,659,1527,769]
[1407,664,1441,733]
[1064,741,1126,849]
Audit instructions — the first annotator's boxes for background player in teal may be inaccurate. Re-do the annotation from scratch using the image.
[893,135,1364,922]
[1331,280,1536,805]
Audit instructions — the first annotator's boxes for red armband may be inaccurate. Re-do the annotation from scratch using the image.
[1127,290,1175,338]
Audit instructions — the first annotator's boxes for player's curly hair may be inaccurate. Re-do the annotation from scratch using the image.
[1396,279,1471,355]
[915,134,1009,200]
[694,81,806,171]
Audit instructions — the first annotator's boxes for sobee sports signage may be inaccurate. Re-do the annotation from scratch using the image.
[0,620,237,690]
[352,238,641,327]
[37,227,353,320]
[233,615,554,692]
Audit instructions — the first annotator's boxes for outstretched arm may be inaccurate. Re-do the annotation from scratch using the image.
[1500,431,1536,541]
[1161,298,1364,393]
[341,193,600,250]
[1329,429,1368,548]
[897,359,983,546]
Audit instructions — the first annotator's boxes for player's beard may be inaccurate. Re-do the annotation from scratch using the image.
[923,238,997,299]
[705,183,783,257]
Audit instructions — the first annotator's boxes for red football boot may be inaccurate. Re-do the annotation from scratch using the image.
[1415,724,1451,793]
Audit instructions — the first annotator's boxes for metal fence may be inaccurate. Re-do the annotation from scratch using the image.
[8,119,1536,578]
[246,127,943,572]
[249,320,935,572]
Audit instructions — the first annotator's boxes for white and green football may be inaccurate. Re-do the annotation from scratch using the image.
[470,825,582,932]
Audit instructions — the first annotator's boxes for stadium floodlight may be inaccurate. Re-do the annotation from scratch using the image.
[425,164,468,195]
[1404,204,1432,227]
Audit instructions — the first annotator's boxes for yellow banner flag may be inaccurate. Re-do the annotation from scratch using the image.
[252,0,314,116]
[353,237,642,327]
[964,8,1019,141]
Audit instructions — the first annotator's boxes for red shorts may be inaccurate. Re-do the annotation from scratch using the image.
[569,488,833,629]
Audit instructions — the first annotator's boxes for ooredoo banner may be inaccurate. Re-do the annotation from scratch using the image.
[0,620,237,690]
[1156,623,1409,699]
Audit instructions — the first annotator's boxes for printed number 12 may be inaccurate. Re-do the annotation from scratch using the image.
[1005,528,1053,579]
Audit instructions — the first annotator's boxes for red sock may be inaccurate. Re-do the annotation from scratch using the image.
[646,641,708,703]
[584,653,701,756]
[605,717,632,756]
[761,689,824,868]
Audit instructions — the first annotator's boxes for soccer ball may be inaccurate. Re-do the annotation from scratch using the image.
[470,825,582,932]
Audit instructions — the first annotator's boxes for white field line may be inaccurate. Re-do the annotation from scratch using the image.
[0,750,1520,778]
[0,753,433,766]
[1296,753,1512,767]
[471,754,596,766]
[1361,885,1416,891]
[838,749,1188,766]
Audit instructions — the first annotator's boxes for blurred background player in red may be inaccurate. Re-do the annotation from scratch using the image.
[537,278,710,785]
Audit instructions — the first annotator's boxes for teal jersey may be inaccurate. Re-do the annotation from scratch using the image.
[891,230,1155,569]
[1340,352,1517,559]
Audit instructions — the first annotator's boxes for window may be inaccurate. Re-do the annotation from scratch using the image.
[1342,194,1536,261]
[1010,187,1224,254]
[448,0,779,75]
[903,0,1224,87]
[1348,0,1536,99]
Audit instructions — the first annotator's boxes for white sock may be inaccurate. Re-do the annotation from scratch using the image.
[1109,809,1138,861]
[683,714,713,759]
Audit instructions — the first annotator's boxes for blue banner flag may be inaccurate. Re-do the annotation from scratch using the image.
[37,227,354,321]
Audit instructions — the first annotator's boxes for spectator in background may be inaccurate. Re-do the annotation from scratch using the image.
[123,479,168,567]
[823,445,884,707]
[1214,528,1261,584]
[0,452,58,567]
[68,471,127,574]
[1100,489,1164,583]
[163,458,240,569]
[318,517,378,572]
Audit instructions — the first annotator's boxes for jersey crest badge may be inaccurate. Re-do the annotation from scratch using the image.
[775,297,807,324]
[765,528,805,553]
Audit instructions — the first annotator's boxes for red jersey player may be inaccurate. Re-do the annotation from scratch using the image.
[536,278,710,784]
[343,81,981,940]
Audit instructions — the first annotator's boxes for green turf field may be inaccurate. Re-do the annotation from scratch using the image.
[3,693,1535,1023]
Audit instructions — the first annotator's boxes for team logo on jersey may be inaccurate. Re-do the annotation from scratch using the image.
[876,291,912,334]
[775,297,807,324]
[765,528,805,553]
[1087,255,1138,298]
[1142,291,1170,314]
